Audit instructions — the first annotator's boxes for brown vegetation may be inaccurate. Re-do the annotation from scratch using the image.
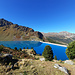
[0,45,34,59]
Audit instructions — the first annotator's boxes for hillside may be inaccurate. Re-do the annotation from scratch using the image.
[0,18,46,41]
[0,45,75,75]
[0,45,34,59]
[42,31,75,45]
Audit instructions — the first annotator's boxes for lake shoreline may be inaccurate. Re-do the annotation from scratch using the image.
[40,41,67,47]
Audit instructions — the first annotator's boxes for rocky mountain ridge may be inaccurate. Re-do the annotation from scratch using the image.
[42,31,75,44]
[42,31,75,38]
[0,18,46,41]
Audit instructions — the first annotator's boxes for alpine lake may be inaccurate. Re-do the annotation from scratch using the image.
[0,41,68,60]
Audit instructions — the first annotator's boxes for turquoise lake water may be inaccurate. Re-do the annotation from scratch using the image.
[0,41,68,60]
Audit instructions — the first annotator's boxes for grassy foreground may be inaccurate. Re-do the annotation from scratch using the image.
[0,45,75,75]
[0,59,75,75]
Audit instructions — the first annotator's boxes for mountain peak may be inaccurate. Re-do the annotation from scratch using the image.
[0,18,13,26]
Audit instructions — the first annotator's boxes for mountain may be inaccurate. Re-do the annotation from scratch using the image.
[42,31,75,44]
[0,18,46,41]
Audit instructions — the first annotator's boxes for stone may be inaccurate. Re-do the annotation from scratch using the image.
[39,58,45,61]
[3,54,13,58]
[64,60,74,65]
[54,64,69,75]
[3,54,13,62]
[58,67,68,74]
[54,64,60,68]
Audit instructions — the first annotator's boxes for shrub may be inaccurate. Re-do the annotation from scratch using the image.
[31,47,36,55]
[33,49,36,55]
[31,47,33,49]
[14,47,17,50]
[30,49,36,55]
[13,55,17,59]
[42,45,53,61]
[24,71,27,75]
[19,48,22,51]
[66,41,75,59]
[54,55,57,60]
[27,47,29,49]
[8,47,11,49]
[36,54,40,56]
[23,47,25,49]
[23,51,27,54]
[0,46,3,53]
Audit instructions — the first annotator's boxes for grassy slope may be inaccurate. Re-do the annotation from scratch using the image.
[0,27,42,41]
[0,19,46,41]
[5,59,75,75]
[0,45,75,75]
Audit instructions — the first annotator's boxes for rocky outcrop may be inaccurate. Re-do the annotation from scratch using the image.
[0,54,13,64]
[0,18,46,41]
[3,54,13,59]
[0,18,13,27]
[54,64,69,75]
[39,58,45,61]
[64,60,74,65]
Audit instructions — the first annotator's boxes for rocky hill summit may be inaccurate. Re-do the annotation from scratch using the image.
[0,18,46,41]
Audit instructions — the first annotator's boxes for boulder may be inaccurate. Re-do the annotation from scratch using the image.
[54,64,69,75]
[54,64,60,68]
[0,54,13,64]
[58,67,68,74]
[3,54,13,60]
[64,60,74,65]
[39,58,45,61]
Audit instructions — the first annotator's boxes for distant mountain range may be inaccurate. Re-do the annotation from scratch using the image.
[42,31,75,44]
[0,18,46,41]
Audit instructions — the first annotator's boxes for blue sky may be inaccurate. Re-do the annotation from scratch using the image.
[0,0,75,33]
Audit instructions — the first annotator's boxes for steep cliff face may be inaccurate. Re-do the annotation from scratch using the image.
[0,18,46,41]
